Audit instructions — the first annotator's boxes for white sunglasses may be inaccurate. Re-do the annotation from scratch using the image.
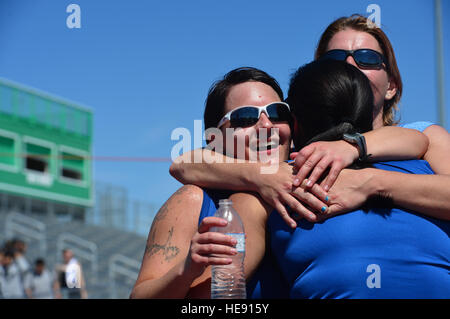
[217,102,291,128]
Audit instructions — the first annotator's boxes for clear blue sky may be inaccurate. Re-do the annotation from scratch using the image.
[0,0,448,216]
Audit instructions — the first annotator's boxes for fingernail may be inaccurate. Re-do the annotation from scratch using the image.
[231,248,237,255]
[306,180,312,187]
[321,206,327,213]
[324,185,329,192]
[325,196,329,202]
[293,179,300,186]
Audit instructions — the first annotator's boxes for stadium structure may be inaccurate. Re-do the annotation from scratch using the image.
[0,78,147,298]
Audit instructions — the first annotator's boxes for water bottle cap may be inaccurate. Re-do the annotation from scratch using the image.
[219,199,232,206]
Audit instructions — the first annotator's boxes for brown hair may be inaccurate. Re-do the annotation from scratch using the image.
[314,14,402,126]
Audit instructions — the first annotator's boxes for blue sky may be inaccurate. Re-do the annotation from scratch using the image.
[0,0,448,221]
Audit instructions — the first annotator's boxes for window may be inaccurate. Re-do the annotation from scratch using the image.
[60,151,84,181]
[0,135,15,166]
[25,143,50,174]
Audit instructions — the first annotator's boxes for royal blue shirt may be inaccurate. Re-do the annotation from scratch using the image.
[269,160,450,298]
[198,189,289,299]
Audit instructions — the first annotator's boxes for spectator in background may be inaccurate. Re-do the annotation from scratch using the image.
[0,249,3,298]
[56,249,88,299]
[12,238,30,280]
[24,258,61,299]
[0,249,26,299]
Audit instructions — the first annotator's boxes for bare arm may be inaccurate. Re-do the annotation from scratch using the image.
[130,185,205,298]
[292,125,429,191]
[309,167,450,221]
[377,124,450,220]
[170,150,262,192]
[170,125,428,226]
[130,185,237,299]
[307,125,450,220]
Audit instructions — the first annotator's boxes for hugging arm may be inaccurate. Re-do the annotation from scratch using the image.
[309,125,450,220]
[291,126,429,191]
[170,126,429,226]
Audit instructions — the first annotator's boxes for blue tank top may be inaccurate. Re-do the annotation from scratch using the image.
[198,189,289,299]
[269,159,450,298]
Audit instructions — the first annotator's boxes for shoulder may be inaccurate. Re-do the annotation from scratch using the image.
[421,124,450,174]
[152,184,204,228]
[169,184,204,204]
[422,123,450,140]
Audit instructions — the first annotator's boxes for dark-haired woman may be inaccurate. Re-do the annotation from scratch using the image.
[131,67,293,298]
[265,59,449,298]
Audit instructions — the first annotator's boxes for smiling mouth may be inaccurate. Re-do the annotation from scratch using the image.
[250,140,280,152]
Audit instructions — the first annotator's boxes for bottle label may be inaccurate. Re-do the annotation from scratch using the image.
[226,233,245,253]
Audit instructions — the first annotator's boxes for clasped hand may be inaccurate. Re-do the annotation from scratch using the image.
[256,140,370,228]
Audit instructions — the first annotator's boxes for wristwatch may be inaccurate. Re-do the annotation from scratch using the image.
[342,132,372,162]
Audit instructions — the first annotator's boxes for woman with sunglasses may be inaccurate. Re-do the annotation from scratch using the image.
[290,14,450,222]
[131,67,294,298]
[170,14,449,226]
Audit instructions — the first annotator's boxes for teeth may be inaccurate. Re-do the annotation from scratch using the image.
[256,141,278,151]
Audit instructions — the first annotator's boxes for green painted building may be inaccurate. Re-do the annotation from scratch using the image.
[0,78,93,221]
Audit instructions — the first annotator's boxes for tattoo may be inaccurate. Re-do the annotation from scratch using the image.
[153,186,189,222]
[145,227,180,262]
[144,186,193,262]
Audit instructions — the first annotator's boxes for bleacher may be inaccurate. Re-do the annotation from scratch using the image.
[0,210,147,299]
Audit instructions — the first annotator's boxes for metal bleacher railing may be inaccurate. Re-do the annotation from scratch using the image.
[5,211,47,257]
[1,210,146,298]
[108,254,141,298]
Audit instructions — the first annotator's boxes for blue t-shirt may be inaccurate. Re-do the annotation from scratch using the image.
[399,121,435,132]
[269,159,450,299]
[198,189,289,299]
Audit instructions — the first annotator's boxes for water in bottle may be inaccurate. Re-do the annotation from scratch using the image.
[210,199,246,299]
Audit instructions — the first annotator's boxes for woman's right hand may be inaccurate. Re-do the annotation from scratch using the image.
[255,162,327,227]
[184,217,238,279]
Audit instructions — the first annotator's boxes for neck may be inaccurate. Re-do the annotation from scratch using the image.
[372,110,384,129]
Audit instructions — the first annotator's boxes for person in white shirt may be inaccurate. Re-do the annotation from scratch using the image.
[55,249,88,299]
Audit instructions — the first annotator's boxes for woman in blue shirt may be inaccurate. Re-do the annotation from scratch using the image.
[267,59,449,298]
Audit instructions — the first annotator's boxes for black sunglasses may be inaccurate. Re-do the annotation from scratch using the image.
[320,49,388,69]
[217,102,292,128]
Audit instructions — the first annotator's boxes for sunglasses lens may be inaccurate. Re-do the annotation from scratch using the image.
[322,50,348,61]
[322,49,385,68]
[230,107,259,127]
[354,49,383,67]
[267,103,291,123]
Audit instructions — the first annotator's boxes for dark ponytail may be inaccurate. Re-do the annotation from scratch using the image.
[287,60,374,150]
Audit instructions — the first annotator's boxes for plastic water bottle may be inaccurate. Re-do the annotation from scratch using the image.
[210,199,246,299]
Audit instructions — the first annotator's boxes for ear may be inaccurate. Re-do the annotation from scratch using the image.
[385,77,397,100]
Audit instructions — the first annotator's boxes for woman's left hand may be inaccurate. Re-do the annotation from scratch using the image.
[301,167,375,222]
[291,140,359,192]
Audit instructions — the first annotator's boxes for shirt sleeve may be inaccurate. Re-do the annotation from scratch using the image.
[400,121,436,133]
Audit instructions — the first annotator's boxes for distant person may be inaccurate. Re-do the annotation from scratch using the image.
[0,249,3,298]
[12,238,31,279]
[56,249,88,299]
[0,250,26,299]
[24,258,61,299]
